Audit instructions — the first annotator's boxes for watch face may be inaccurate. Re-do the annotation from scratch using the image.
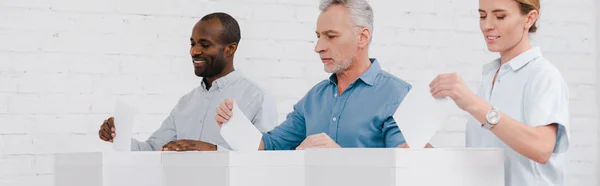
[486,110,500,124]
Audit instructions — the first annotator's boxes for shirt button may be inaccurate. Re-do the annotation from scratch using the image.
[332,117,337,121]
[334,93,338,97]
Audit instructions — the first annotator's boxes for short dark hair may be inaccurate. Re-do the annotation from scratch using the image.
[200,12,241,45]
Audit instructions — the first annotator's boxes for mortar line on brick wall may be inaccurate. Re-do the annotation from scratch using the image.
[1,5,211,19]
[34,173,53,176]
[0,50,186,58]
[0,153,35,157]
[596,0,600,184]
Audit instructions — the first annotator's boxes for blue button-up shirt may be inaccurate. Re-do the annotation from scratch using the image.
[262,58,411,150]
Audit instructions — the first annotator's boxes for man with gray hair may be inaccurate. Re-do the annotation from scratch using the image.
[215,0,411,150]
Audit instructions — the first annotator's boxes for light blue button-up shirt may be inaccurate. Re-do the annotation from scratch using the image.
[131,70,278,151]
[467,47,570,186]
[262,58,411,150]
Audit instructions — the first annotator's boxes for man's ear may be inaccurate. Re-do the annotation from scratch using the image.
[224,42,238,57]
[358,27,371,48]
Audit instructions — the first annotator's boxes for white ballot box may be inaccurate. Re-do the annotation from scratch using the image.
[54,152,164,186]
[305,148,504,186]
[161,151,305,186]
[55,149,502,186]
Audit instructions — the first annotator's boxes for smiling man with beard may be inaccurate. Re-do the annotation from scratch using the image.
[98,12,278,151]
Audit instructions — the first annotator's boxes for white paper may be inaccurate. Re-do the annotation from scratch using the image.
[393,84,454,148]
[113,101,135,152]
[220,102,262,151]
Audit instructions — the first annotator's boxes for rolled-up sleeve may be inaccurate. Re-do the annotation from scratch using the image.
[261,97,307,150]
[382,85,410,147]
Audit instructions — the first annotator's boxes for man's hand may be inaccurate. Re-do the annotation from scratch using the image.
[215,98,235,127]
[98,117,116,143]
[159,140,217,151]
[397,143,434,148]
[296,133,341,150]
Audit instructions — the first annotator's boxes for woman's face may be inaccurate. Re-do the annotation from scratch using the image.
[479,0,533,53]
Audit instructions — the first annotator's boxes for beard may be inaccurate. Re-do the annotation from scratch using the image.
[194,49,226,78]
[324,54,355,74]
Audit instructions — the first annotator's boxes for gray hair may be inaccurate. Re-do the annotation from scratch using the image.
[319,0,374,35]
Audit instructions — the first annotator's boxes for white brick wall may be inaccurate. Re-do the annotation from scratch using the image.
[0,0,597,185]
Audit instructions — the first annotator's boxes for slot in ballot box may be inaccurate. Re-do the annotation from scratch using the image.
[54,152,164,186]
[305,148,504,186]
[161,151,305,186]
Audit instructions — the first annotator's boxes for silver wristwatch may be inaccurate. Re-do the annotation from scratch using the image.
[482,106,500,130]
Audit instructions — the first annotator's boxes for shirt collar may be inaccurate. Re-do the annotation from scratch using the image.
[482,47,542,73]
[201,70,242,91]
[328,58,381,86]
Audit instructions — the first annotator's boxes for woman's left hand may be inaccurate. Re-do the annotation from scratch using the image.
[429,73,484,112]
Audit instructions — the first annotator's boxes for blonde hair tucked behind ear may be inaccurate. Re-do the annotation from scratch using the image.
[514,0,540,33]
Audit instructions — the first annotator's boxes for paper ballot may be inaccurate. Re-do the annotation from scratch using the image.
[220,102,262,151]
[113,100,136,152]
[393,85,454,148]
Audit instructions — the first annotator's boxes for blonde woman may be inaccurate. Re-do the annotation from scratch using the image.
[427,0,569,185]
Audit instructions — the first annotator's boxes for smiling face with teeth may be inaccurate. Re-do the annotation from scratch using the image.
[478,0,539,61]
[189,17,237,81]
